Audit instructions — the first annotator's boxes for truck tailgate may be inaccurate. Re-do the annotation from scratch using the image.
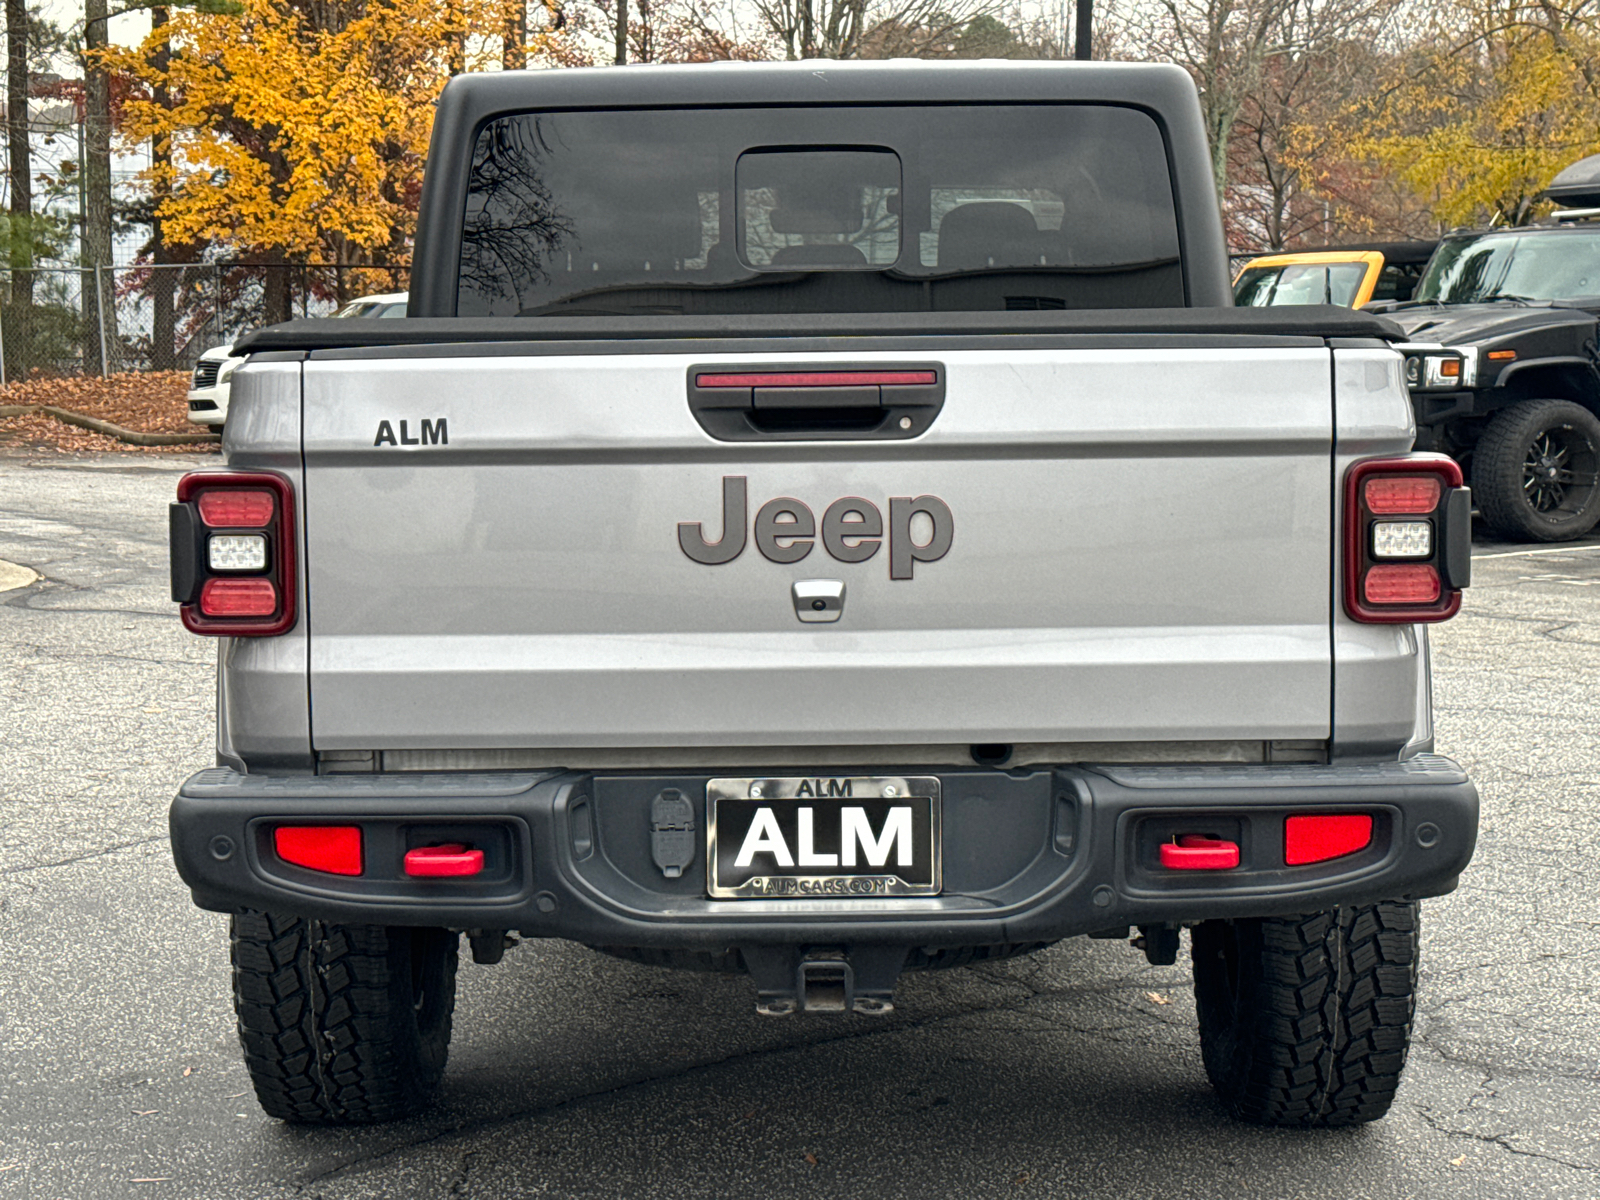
[301,345,1333,751]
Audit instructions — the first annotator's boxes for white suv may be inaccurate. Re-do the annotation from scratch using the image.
[185,345,245,428]
[186,292,408,427]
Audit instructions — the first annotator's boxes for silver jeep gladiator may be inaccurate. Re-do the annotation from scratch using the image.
[167,61,1479,1128]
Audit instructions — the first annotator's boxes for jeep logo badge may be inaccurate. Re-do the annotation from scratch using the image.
[677,476,952,579]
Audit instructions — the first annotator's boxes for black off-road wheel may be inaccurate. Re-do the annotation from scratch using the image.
[1473,399,1600,541]
[1191,902,1419,1127]
[231,911,459,1124]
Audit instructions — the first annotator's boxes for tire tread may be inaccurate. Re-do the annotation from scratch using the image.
[1194,902,1419,1127]
[230,911,456,1124]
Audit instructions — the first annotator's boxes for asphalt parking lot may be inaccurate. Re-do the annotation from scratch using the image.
[2,450,1598,1200]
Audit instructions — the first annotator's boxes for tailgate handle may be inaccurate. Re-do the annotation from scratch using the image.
[688,364,944,441]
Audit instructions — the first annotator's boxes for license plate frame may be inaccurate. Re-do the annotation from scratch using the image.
[706,775,942,900]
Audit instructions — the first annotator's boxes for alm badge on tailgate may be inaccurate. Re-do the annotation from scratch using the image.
[707,776,942,899]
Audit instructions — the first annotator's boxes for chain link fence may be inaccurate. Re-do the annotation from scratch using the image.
[0,263,410,384]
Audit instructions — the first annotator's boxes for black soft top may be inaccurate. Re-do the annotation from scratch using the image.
[409,61,1234,315]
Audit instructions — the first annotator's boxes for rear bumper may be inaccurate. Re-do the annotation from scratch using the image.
[170,756,1478,947]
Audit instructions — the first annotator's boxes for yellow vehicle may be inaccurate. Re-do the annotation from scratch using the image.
[1233,242,1436,308]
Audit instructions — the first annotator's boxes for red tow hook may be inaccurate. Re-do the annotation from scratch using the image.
[404,844,484,877]
[1159,835,1240,871]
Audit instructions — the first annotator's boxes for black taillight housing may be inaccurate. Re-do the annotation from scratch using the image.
[1344,455,1470,624]
[171,470,297,636]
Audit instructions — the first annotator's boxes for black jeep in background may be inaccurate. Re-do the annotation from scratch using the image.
[1371,153,1600,542]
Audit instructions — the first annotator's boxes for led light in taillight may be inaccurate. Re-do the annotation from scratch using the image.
[275,826,363,875]
[199,577,278,617]
[1364,476,1442,514]
[197,489,275,528]
[1285,814,1373,865]
[1371,520,1432,559]
[1364,564,1440,605]
[207,534,267,571]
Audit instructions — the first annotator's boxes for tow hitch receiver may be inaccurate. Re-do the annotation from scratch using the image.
[742,946,909,1016]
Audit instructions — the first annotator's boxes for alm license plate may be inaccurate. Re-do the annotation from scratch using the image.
[707,776,941,899]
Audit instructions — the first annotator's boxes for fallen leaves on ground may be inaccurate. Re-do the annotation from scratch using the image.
[1144,991,1173,1006]
[0,371,216,454]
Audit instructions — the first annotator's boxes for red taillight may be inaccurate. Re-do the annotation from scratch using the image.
[1363,476,1441,515]
[175,471,296,637]
[1344,455,1466,623]
[275,826,363,875]
[200,577,278,617]
[1363,564,1440,605]
[197,489,275,527]
[1285,814,1373,865]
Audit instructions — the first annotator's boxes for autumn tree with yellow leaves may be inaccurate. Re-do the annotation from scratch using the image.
[1116,0,1599,248]
[1248,0,1600,245]
[106,0,512,320]
[96,0,1600,277]
[1348,0,1600,227]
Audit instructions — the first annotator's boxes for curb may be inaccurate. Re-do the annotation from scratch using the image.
[0,404,222,446]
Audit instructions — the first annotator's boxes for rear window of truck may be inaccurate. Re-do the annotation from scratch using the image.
[456,105,1182,317]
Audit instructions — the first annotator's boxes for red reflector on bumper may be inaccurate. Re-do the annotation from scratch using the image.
[1285,814,1373,865]
[197,489,275,527]
[275,826,363,875]
[1159,835,1240,870]
[1363,564,1440,605]
[200,577,278,617]
[404,844,484,877]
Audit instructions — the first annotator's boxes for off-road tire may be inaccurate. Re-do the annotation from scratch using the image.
[231,911,458,1124]
[1474,398,1600,541]
[1191,902,1419,1127]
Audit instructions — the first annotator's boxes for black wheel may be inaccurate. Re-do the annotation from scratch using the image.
[231,911,458,1124]
[1191,902,1419,1127]
[1473,399,1600,541]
